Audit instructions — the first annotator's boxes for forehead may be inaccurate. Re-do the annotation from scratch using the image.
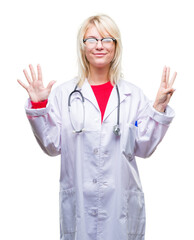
[84,24,110,38]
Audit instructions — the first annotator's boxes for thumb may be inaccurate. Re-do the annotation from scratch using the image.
[164,87,175,95]
[166,88,176,101]
[170,88,176,97]
[47,80,56,91]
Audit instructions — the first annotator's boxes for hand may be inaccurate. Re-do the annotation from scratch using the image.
[17,64,56,102]
[153,66,177,113]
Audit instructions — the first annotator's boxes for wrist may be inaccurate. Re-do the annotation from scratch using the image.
[31,99,48,109]
[153,103,166,113]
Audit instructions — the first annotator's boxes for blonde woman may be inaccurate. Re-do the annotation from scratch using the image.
[18,14,177,240]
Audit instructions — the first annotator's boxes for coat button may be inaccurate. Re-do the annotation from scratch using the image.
[93,148,98,154]
[92,209,98,216]
[127,153,133,160]
[93,178,97,183]
[104,150,109,155]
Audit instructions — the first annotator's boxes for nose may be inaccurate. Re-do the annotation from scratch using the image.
[96,40,104,49]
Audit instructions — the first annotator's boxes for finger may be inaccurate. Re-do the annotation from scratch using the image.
[47,80,56,91]
[160,66,167,88]
[167,89,176,100]
[169,71,177,88]
[23,69,32,85]
[37,64,42,81]
[164,87,175,95]
[171,89,176,97]
[29,64,37,81]
[166,67,170,86]
[17,79,28,90]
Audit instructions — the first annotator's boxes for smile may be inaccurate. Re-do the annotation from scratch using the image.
[93,53,106,56]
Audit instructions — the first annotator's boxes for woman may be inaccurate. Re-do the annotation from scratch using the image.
[18,14,177,240]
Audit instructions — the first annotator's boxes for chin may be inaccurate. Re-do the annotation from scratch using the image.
[91,60,111,68]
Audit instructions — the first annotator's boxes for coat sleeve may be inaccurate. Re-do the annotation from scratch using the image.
[134,89,175,158]
[25,88,62,156]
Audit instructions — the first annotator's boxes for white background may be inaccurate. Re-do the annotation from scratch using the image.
[0,0,193,239]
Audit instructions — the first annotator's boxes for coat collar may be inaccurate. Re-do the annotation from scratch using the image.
[80,79,100,111]
[78,79,132,121]
[103,79,132,121]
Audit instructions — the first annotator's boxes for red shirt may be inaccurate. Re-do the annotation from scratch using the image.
[31,99,48,109]
[31,81,113,122]
[91,81,113,122]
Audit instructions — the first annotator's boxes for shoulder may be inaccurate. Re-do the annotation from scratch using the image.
[118,78,143,95]
[50,77,78,96]
[118,79,150,108]
[55,77,78,91]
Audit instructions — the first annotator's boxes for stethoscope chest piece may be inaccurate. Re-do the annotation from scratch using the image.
[113,124,121,136]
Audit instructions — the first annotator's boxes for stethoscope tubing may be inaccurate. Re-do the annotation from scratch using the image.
[68,83,121,135]
[115,84,120,128]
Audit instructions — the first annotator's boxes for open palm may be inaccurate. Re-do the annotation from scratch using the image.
[17,64,56,102]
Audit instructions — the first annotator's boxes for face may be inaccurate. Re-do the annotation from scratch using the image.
[83,25,116,70]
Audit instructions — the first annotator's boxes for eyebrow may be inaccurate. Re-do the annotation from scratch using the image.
[84,35,111,39]
[84,36,98,39]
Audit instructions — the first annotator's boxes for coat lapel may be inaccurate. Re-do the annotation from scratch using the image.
[79,79,100,112]
[103,80,132,122]
[72,79,132,122]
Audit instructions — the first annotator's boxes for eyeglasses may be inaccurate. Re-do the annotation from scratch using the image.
[83,37,116,48]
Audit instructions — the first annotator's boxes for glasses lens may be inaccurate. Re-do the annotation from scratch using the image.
[87,38,97,43]
[102,38,115,47]
[84,38,97,47]
[102,38,113,43]
[84,38,115,48]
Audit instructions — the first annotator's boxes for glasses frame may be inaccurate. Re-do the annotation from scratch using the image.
[83,37,116,46]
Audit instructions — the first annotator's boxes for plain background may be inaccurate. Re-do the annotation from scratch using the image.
[0,0,194,239]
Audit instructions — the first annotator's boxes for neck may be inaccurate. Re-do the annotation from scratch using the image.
[88,65,110,85]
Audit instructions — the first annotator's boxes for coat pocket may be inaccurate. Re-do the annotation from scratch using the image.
[59,187,77,236]
[122,124,137,161]
[124,190,145,237]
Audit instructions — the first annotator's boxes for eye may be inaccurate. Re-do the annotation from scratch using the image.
[102,38,114,43]
[84,38,97,43]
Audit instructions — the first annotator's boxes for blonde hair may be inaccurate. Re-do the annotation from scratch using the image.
[77,14,122,86]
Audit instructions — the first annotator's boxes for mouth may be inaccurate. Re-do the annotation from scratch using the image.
[93,53,107,56]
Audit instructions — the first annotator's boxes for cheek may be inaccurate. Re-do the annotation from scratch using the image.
[84,49,92,62]
[107,49,116,63]
[110,49,115,60]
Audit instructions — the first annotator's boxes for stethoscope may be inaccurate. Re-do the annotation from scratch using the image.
[68,83,121,136]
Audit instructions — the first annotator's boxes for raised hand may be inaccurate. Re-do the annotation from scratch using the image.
[153,66,177,113]
[17,64,56,102]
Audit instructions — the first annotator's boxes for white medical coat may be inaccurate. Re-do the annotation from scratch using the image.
[25,78,175,240]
